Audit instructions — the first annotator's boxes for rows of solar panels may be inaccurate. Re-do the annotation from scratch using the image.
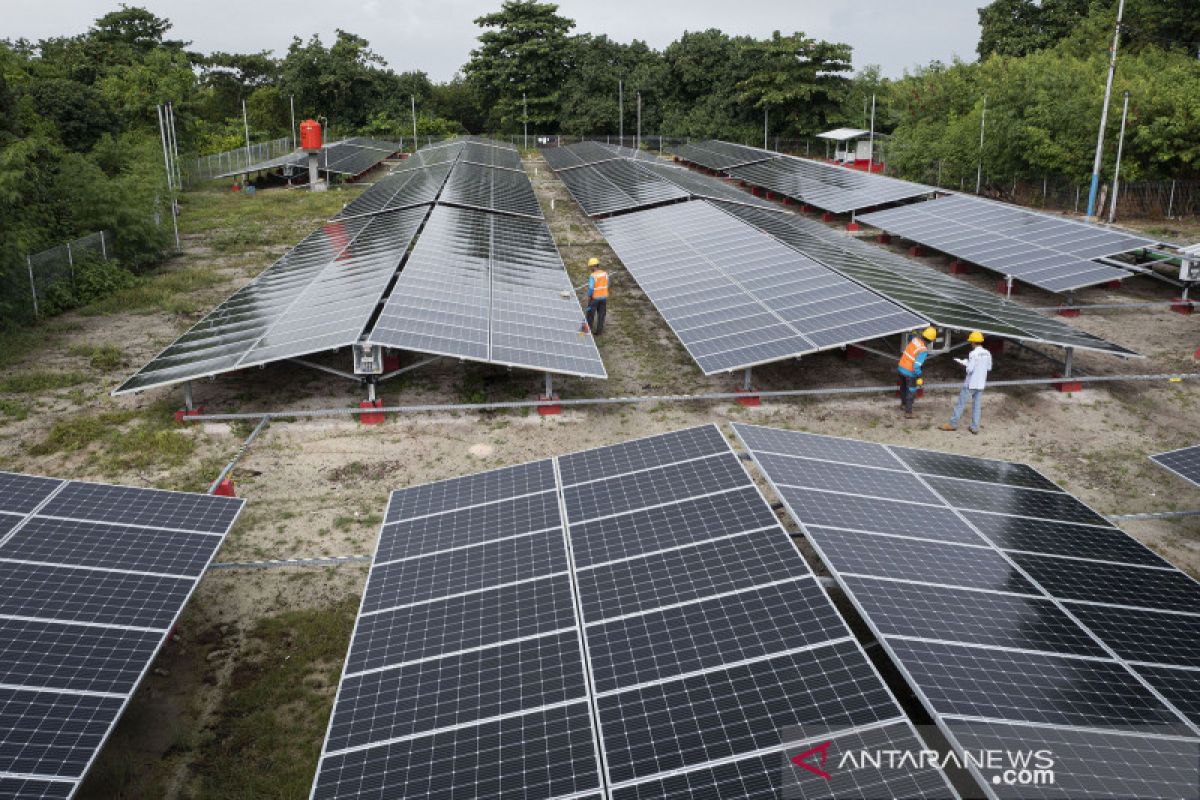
[215,137,401,180]
[0,472,243,799]
[311,425,960,799]
[1151,444,1200,488]
[736,424,1200,800]
[859,194,1158,293]
[117,137,604,394]
[670,139,934,214]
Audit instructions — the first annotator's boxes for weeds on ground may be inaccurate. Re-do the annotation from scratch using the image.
[193,599,357,800]
[0,370,89,393]
[0,399,29,423]
[81,266,228,316]
[70,343,125,370]
[26,401,199,475]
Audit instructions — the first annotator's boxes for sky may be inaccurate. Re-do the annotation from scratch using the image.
[8,0,982,81]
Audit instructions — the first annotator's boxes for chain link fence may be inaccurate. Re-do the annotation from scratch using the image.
[19,231,110,321]
[186,137,295,185]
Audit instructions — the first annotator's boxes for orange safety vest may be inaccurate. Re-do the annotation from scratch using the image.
[898,336,927,373]
[591,270,609,299]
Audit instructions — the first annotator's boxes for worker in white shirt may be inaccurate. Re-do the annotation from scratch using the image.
[939,331,992,434]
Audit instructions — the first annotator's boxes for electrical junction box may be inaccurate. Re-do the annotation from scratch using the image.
[1179,245,1200,282]
[353,342,383,375]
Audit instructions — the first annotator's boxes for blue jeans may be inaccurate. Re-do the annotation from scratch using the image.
[950,386,983,430]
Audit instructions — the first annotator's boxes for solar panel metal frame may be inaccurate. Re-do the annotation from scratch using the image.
[113,205,430,395]
[333,162,454,221]
[669,140,776,171]
[311,425,959,799]
[366,204,606,378]
[439,160,544,219]
[541,140,634,172]
[734,423,1200,800]
[714,201,1139,358]
[554,158,689,216]
[596,201,927,374]
[724,152,935,214]
[1149,444,1200,488]
[858,193,1157,293]
[0,471,243,799]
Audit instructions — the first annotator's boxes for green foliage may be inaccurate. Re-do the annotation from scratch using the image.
[736,31,853,136]
[0,370,88,393]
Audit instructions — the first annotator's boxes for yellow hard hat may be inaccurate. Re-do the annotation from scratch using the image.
[587,257,600,268]
[968,330,985,344]
[922,327,937,342]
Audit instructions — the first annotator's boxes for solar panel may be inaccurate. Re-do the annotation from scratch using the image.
[366,204,605,378]
[333,162,452,220]
[735,423,1200,799]
[724,154,934,214]
[458,141,524,171]
[716,201,1139,357]
[596,201,926,374]
[440,160,543,218]
[1150,444,1200,488]
[554,158,688,216]
[214,137,399,180]
[634,161,783,211]
[540,140,628,171]
[669,140,775,171]
[114,206,429,394]
[311,426,958,799]
[858,194,1156,293]
[0,471,242,799]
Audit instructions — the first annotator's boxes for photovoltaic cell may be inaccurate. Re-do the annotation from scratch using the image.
[669,140,774,171]
[333,162,450,220]
[0,473,242,798]
[718,201,1139,357]
[366,204,605,378]
[1150,443,1200,488]
[115,206,428,395]
[313,425,956,798]
[597,201,926,374]
[723,151,934,213]
[555,157,688,216]
[440,160,543,218]
[735,423,1200,799]
[858,194,1155,293]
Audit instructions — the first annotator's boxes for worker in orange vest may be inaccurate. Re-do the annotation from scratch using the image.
[898,327,937,418]
[586,258,609,335]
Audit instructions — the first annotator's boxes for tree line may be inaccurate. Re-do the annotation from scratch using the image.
[2,1,1198,327]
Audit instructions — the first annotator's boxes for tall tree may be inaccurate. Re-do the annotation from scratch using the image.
[464,0,575,132]
[736,31,853,137]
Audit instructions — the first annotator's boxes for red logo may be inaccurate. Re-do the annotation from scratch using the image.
[791,740,833,779]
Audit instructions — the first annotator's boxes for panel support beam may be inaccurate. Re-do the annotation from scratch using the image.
[288,358,360,383]
[378,355,441,384]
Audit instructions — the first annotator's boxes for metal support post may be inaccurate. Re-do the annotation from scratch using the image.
[868,94,876,166]
[618,80,623,144]
[1086,0,1126,220]
[976,96,987,195]
[99,231,107,260]
[1108,91,1130,224]
[290,94,297,149]
[411,95,418,148]
[636,91,641,150]
[1006,275,1014,299]
[1063,348,1074,379]
[522,92,528,150]
[545,372,554,398]
[242,99,252,178]
[763,107,768,150]
[26,255,38,318]
[183,382,194,411]
[743,368,753,391]
[1167,179,1176,218]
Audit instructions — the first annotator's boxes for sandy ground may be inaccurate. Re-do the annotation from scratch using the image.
[1,152,1197,797]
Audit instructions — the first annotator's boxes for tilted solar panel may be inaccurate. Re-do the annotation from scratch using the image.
[310,425,959,799]
[114,206,429,394]
[735,423,1200,800]
[440,160,543,218]
[725,154,933,214]
[334,162,452,220]
[459,140,524,171]
[633,161,782,211]
[367,204,605,378]
[214,138,399,180]
[716,201,1138,357]
[670,141,775,171]
[597,201,926,374]
[555,158,689,216]
[858,194,1155,293]
[1150,444,1200,488]
[0,472,242,799]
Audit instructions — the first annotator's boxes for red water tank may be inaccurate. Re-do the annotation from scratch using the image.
[300,119,322,151]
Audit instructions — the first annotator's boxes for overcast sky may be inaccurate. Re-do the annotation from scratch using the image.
[9,0,981,81]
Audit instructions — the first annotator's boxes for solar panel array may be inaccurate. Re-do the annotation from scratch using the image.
[552,158,686,216]
[634,161,782,211]
[333,162,453,220]
[1150,444,1200,488]
[215,137,400,180]
[858,194,1157,293]
[724,155,934,214]
[597,201,926,373]
[441,160,544,219]
[311,425,958,799]
[670,141,775,171]
[367,204,605,378]
[459,140,524,171]
[540,140,629,171]
[0,471,243,799]
[735,423,1200,800]
[114,207,428,394]
[717,201,1138,357]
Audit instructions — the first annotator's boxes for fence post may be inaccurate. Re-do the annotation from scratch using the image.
[100,231,107,260]
[1167,179,1176,218]
[66,241,74,280]
[27,255,38,318]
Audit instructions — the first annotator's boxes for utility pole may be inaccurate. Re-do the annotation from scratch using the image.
[1108,90,1131,224]
[289,94,297,149]
[155,104,180,250]
[522,92,528,149]
[868,93,876,168]
[763,106,768,150]
[167,102,182,189]
[636,91,641,150]
[241,98,252,176]
[411,95,418,150]
[976,95,987,194]
[618,80,623,144]
[1086,0,1126,221]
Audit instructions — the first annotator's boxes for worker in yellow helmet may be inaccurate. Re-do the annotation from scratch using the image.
[940,331,992,434]
[897,326,937,419]
[585,257,609,335]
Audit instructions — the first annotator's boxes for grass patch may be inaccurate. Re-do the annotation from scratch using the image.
[0,398,29,424]
[70,343,125,371]
[0,370,89,393]
[81,266,228,317]
[194,600,357,800]
[26,403,198,474]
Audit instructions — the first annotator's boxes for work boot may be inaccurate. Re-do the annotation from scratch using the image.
[904,410,914,419]
[938,423,956,431]
[969,427,979,435]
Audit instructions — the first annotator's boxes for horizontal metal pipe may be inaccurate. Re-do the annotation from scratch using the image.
[183,372,1200,422]
[207,416,270,494]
